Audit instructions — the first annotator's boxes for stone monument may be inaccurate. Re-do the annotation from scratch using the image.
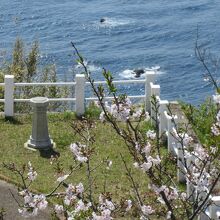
[25,97,54,150]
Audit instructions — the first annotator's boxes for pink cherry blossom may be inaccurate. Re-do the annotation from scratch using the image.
[27,161,37,181]
[57,174,69,182]
[125,199,132,211]
[70,143,88,163]
[141,205,154,215]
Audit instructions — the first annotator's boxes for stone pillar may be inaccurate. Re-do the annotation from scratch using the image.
[26,97,54,150]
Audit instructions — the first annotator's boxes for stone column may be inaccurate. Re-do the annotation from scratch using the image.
[25,97,54,150]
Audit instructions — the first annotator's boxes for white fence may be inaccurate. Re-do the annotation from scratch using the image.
[159,99,220,219]
[0,73,158,117]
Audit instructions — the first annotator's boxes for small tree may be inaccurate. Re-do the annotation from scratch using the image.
[3,42,220,220]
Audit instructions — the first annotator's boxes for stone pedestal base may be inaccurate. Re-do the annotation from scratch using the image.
[24,138,55,151]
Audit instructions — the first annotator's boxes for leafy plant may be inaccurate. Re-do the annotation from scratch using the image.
[181,99,217,146]
[1,38,70,113]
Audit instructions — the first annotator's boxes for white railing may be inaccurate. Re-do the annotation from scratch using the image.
[0,73,158,117]
[159,100,220,219]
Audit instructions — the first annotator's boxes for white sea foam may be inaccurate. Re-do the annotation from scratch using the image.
[99,17,132,28]
[119,66,161,79]
[82,17,133,32]
[75,60,88,69]
[87,64,101,72]
[75,60,101,72]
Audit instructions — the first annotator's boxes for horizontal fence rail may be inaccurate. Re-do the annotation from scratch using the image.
[85,95,146,102]
[15,82,76,86]
[13,98,77,102]
[87,79,146,85]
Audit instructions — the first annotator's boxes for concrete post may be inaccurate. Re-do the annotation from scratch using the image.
[170,127,178,156]
[159,100,169,137]
[197,211,210,220]
[75,74,85,116]
[187,179,196,202]
[177,142,186,183]
[145,73,155,113]
[210,196,220,219]
[167,117,173,152]
[197,192,210,220]
[150,83,160,114]
[150,83,160,125]
[165,112,177,155]
[186,154,196,202]
[25,97,54,150]
[4,75,14,117]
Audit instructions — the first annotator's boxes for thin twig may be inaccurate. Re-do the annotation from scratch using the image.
[120,153,143,207]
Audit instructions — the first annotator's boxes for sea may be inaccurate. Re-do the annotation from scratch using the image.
[0,0,220,105]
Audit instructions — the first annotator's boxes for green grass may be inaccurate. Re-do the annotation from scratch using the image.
[0,112,179,219]
[0,113,149,198]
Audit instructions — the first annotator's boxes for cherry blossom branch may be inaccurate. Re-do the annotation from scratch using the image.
[189,172,220,219]
[46,163,81,197]
[3,163,28,189]
[120,153,143,207]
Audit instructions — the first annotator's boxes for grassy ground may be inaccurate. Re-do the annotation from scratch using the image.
[0,112,150,198]
[0,110,178,219]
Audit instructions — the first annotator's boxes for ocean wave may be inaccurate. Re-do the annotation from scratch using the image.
[119,66,161,79]
[74,60,101,73]
[182,3,210,12]
[81,17,133,32]
[98,17,132,28]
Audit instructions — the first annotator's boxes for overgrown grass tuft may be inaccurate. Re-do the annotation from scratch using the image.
[181,98,217,146]
[84,102,102,119]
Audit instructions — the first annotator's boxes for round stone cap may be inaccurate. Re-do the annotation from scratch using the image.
[30,97,49,104]
[30,97,49,108]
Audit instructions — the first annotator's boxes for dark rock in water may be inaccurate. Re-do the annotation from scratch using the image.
[133,69,145,78]
[100,18,106,23]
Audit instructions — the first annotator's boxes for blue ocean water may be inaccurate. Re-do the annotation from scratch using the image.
[0,0,220,104]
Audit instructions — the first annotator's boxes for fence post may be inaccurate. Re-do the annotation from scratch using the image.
[197,192,210,220]
[166,113,177,155]
[177,142,186,183]
[150,83,160,125]
[186,153,196,202]
[210,196,220,219]
[145,73,155,113]
[171,127,179,156]
[75,74,86,116]
[4,75,14,117]
[159,100,169,137]
[167,118,173,153]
